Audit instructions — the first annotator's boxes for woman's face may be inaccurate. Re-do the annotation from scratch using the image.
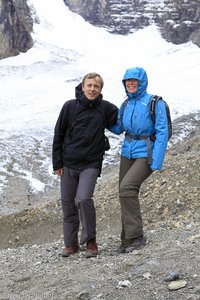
[125,78,138,93]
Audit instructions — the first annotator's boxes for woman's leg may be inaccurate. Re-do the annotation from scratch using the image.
[119,157,135,244]
[119,157,153,244]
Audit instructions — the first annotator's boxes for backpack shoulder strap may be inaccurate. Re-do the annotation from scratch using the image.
[119,98,128,129]
[95,105,107,127]
[150,95,162,123]
[68,99,77,122]
[94,104,111,151]
[67,99,78,136]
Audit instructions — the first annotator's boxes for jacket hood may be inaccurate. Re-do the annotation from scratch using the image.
[75,83,83,100]
[122,67,148,98]
[75,83,102,107]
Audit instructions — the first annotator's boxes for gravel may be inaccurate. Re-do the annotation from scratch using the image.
[0,112,200,300]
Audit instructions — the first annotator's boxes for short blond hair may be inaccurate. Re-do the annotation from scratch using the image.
[82,72,104,89]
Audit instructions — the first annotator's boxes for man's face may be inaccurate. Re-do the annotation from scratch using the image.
[125,78,138,93]
[82,77,102,100]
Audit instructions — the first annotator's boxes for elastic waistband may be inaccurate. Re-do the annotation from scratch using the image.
[125,133,149,140]
[125,132,153,164]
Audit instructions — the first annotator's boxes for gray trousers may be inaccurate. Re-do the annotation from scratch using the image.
[119,156,153,244]
[61,166,99,247]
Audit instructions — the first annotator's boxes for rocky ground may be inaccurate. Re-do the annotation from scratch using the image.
[0,113,200,300]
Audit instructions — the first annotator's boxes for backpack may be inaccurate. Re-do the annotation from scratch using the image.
[150,95,172,141]
[120,95,172,141]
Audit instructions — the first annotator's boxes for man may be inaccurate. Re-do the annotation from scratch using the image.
[52,72,118,258]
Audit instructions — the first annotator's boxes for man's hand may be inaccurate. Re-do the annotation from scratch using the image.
[53,168,64,176]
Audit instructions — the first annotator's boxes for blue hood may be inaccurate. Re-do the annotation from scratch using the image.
[122,67,148,98]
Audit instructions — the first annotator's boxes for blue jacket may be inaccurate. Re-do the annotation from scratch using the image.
[110,67,168,170]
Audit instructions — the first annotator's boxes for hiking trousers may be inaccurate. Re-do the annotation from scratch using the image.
[61,166,99,247]
[119,156,153,244]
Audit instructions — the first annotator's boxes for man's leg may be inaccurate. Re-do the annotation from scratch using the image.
[61,166,79,247]
[74,168,99,245]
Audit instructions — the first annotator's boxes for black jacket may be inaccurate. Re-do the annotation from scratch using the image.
[52,84,118,172]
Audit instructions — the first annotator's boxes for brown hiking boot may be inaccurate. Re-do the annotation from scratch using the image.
[85,239,98,258]
[61,245,79,257]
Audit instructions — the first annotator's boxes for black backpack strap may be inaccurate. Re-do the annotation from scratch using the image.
[68,100,78,137]
[95,105,107,127]
[119,98,128,130]
[150,95,162,123]
[95,105,111,151]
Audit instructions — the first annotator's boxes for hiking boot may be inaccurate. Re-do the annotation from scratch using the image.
[61,245,79,257]
[118,244,127,254]
[79,244,86,251]
[85,239,98,258]
[125,235,146,253]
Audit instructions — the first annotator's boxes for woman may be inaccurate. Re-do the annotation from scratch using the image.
[110,67,169,253]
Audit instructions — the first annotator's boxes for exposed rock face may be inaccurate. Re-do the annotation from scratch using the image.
[0,0,199,60]
[64,0,200,47]
[0,0,33,59]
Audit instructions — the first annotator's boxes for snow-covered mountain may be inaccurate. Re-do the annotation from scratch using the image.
[64,0,200,45]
